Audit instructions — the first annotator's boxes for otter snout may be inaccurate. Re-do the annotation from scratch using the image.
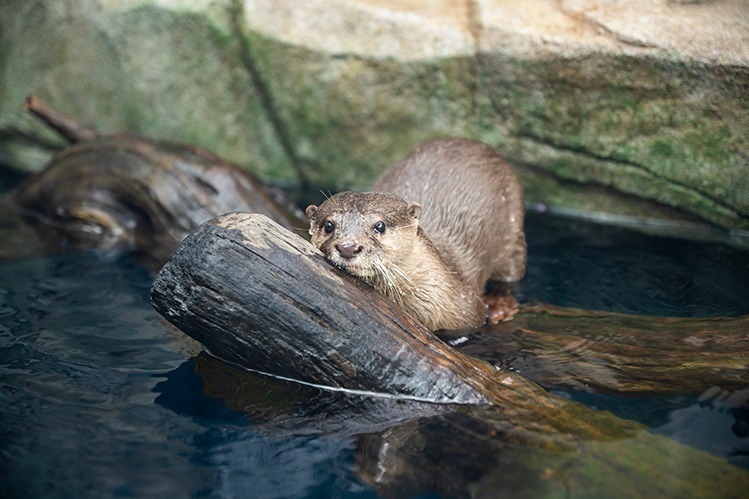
[335,241,364,259]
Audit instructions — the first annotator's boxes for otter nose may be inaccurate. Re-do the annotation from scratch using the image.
[335,242,364,260]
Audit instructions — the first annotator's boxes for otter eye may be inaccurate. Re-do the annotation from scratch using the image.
[323,221,335,234]
[373,221,386,234]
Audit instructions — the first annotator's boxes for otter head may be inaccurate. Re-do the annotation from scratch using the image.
[306,191,421,284]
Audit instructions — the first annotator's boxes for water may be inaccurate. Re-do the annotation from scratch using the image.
[520,212,749,317]
[0,251,380,498]
[1,193,748,496]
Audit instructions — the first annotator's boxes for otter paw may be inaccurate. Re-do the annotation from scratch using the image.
[484,294,519,324]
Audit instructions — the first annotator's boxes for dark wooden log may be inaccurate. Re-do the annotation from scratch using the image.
[150,211,749,406]
[152,212,748,399]
[4,95,304,266]
[150,212,526,405]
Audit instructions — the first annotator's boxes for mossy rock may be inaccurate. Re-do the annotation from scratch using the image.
[1,0,747,230]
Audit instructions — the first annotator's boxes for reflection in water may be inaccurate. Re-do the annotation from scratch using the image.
[654,387,749,470]
[0,254,214,498]
[521,212,749,317]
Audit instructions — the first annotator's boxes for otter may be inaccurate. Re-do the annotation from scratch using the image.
[306,137,526,331]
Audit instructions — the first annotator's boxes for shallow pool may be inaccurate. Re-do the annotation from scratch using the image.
[1,195,748,497]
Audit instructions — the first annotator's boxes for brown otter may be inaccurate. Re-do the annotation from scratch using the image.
[306,137,526,331]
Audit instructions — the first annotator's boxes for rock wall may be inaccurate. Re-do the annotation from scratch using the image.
[1,0,747,229]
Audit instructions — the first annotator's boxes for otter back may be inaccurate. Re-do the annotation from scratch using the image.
[374,137,527,291]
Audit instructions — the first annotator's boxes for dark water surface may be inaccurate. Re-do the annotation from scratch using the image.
[1,194,748,497]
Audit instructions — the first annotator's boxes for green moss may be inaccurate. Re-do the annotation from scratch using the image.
[1,2,747,228]
[244,30,477,189]
[478,50,749,229]
[650,138,675,159]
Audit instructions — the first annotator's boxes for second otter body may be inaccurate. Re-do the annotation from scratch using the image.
[306,138,526,331]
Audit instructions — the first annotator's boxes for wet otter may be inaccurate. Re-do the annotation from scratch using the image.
[306,138,526,331]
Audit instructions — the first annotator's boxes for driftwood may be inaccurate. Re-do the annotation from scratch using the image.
[151,212,630,433]
[3,95,303,266]
[151,212,749,404]
[151,212,533,406]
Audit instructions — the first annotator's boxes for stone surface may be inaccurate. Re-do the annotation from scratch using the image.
[0,0,290,180]
[475,0,749,229]
[1,0,747,229]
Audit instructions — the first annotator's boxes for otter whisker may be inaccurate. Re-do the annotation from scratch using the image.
[367,258,403,301]
[388,263,414,288]
[304,139,526,332]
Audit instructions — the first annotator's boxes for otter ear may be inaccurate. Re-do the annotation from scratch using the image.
[305,205,318,222]
[408,203,421,221]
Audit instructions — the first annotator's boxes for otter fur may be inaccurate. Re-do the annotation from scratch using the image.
[306,138,526,331]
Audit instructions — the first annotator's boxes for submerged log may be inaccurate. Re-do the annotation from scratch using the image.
[4,95,303,265]
[152,211,747,399]
[439,305,749,394]
[190,352,749,498]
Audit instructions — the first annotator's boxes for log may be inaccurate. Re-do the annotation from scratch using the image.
[5,96,303,266]
[151,213,749,495]
[151,212,748,399]
[149,211,749,406]
[150,212,530,406]
[439,304,749,394]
